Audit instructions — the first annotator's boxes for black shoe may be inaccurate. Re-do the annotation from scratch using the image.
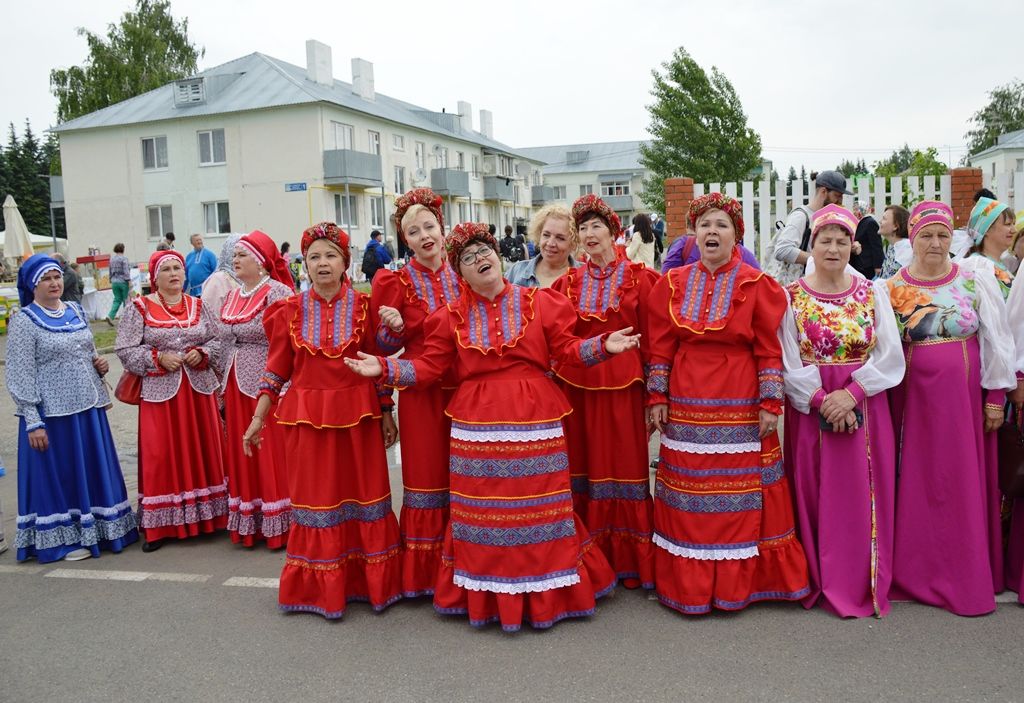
[141,539,164,553]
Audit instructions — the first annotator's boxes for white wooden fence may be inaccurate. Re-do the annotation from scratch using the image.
[693,175,952,263]
[991,170,1024,216]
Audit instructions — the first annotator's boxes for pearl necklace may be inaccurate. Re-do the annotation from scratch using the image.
[156,292,193,330]
[36,301,66,318]
[239,275,270,298]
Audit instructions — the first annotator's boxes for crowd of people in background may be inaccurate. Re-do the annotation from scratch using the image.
[7,176,1024,632]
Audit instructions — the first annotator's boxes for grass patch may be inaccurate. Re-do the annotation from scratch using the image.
[92,327,118,350]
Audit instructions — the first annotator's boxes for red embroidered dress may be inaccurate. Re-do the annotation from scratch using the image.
[372,258,461,597]
[552,257,658,589]
[115,295,227,542]
[646,248,809,614]
[219,279,294,548]
[379,282,616,632]
[259,283,402,618]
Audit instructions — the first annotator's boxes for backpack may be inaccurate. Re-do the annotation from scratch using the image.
[361,244,378,277]
[763,206,812,285]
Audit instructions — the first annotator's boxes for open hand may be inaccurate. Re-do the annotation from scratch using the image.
[344,352,384,378]
[605,327,641,355]
[242,416,264,457]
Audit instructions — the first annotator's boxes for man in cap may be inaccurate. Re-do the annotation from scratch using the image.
[772,170,853,271]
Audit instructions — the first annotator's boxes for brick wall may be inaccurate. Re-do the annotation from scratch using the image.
[949,168,983,228]
[664,177,695,244]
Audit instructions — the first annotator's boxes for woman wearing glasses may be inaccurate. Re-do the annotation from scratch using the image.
[345,222,641,632]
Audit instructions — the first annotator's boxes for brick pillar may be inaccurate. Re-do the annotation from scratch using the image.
[664,177,695,244]
[949,168,983,229]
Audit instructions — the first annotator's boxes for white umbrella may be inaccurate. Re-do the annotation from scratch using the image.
[2,195,36,260]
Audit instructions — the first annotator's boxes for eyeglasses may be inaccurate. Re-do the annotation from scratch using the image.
[459,245,494,266]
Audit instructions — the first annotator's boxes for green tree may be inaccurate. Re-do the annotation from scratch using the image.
[639,47,762,213]
[50,0,204,123]
[0,121,56,236]
[965,80,1024,156]
[874,145,947,177]
[836,158,870,179]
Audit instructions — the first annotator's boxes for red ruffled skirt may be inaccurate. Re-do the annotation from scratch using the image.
[396,383,453,597]
[562,382,654,589]
[138,382,228,542]
[223,367,291,548]
[278,420,402,618]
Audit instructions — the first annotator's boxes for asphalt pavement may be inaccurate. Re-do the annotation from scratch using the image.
[1,352,1023,702]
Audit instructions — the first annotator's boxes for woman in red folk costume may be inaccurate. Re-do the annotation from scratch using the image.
[551,194,658,589]
[243,222,402,618]
[346,223,641,632]
[219,230,295,548]
[372,188,461,597]
[647,192,809,614]
[115,250,227,552]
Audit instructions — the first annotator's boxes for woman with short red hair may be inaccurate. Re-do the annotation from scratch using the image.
[244,222,402,618]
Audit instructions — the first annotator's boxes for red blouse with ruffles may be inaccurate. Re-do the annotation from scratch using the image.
[259,282,391,428]
[371,258,462,358]
[551,257,659,390]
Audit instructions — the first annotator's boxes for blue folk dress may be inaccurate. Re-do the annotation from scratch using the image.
[5,302,138,562]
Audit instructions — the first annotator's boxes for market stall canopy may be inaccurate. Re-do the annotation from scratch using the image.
[1,195,37,259]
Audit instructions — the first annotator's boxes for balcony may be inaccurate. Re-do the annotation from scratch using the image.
[483,175,514,201]
[600,194,634,211]
[531,185,553,206]
[430,168,470,197]
[323,149,382,187]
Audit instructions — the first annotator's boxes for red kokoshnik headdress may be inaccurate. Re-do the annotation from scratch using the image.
[394,188,446,240]
[148,249,186,288]
[300,221,351,266]
[238,229,294,288]
[688,192,746,242]
[446,222,497,272]
[571,194,622,236]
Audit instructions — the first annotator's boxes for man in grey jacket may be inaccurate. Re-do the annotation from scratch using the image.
[772,170,852,270]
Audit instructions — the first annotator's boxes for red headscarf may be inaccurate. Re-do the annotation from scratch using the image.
[238,230,293,288]
[148,249,185,289]
[445,222,496,273]
[300,221,351,268]
[688,192,745,242]
[394,188,445,240]
[571,194,622,237]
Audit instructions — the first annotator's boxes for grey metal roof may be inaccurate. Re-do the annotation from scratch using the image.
[516,141,649,175]
[51,52,535,160]
[971,128,1024,159]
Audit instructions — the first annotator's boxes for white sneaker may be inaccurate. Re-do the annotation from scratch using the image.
[64,548,91,561]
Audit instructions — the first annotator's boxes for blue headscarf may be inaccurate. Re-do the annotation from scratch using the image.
[17,254,62,307]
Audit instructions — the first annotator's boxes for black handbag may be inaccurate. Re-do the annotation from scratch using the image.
[997,405,1024,498]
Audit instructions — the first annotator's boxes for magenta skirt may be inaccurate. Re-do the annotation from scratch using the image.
[784,362,895,617]
[889,336,1002,616]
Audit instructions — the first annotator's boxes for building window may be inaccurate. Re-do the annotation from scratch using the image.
[458,202,468,223]
[443,202,452,227]
[600,180,630,196]
[330,121,354,150]
[370,196,384,228]
[436,147,449,169]
[473,204,482,222]
[456,151,465,170]
[334,194,359,228]
[1016,158,1024,172]
[415,141,426,170]
[992,163,996,179]
[579,184,593,196]
[368,130,381,156]
[203,201,231,233]
[392,134,405,151]
[498,155,513,177]
[142,136,168,170]
[553,185,567,200]
[198,129,226,166]
[147,205,173,239]
[394,166,406,194]
[514,185,520,204]
[471,155,480,178]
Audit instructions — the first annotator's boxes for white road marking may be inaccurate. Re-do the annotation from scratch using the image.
[0,564,47,575]
[47,568,149,581]
[147,571,212,583]
[222,576,279,588]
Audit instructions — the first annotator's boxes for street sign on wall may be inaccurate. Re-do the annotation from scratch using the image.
[285,182,308,192]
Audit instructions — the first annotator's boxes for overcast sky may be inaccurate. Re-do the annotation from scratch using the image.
[3,0,1021,176]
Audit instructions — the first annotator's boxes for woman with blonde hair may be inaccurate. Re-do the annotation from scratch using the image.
[506,204,579,288]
